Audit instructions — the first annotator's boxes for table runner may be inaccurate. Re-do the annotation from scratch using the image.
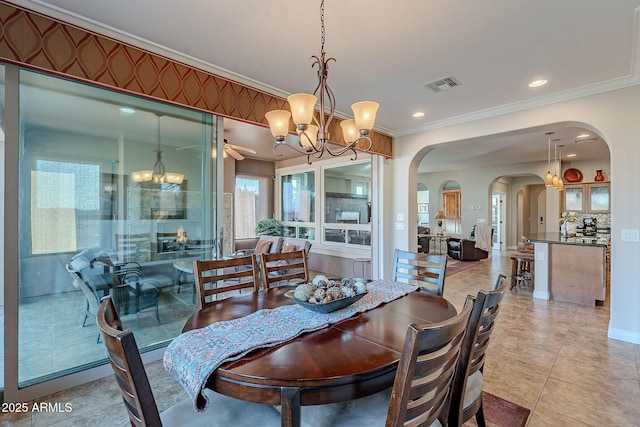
[163,281,418,411]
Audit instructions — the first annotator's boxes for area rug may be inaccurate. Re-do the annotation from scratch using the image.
[445,259,482,277]
[464,392,530,427]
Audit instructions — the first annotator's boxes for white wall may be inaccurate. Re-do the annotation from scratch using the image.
[390,84,640,344]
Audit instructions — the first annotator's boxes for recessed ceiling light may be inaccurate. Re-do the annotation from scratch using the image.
[119,107,136,115]
[412,112,425,118]
[566,153,577,158]
[528,79,548,88]
[576,133,590,138]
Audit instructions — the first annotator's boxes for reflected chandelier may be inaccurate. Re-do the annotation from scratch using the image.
[265,0,379,164]
[132,113,184,185]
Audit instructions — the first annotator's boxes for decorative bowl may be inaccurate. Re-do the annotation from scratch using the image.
[285,290,368,313]
[563,168,583,183]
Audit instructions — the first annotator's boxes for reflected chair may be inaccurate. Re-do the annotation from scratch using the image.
[259,249,310,289]
[447,274,507,427]
[193,255,260,310]
[65,264,102,343]
[97,296,282,427]
[300,298,474,427]
[114,263,162,324]
[392,249,448,296]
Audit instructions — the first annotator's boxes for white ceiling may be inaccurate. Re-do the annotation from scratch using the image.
[14,0,640,168]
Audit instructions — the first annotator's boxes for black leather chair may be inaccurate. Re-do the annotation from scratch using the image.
[418,226,431,253]
[447,225,493,261]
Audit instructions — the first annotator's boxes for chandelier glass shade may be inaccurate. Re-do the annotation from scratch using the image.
[132,114,184,185]
[265,0,379,163]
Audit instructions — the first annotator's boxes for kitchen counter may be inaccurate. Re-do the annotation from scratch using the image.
[527,232,609,247]
[525,233,607,305]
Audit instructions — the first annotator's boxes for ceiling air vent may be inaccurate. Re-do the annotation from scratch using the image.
[424,76,461,92]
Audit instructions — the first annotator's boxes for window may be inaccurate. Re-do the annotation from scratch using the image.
[280,171,315,239]
[323,162,371,246]
[277,160,372,247]
[234,175,270,239]
[31,161,101,254]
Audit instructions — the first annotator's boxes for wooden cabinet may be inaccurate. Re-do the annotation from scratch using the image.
[562,182,609,213]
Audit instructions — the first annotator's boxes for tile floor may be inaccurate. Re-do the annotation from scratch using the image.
[12,281,198,386]
[2,250,639,426]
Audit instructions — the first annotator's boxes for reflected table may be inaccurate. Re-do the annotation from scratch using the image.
[181,283,457,427]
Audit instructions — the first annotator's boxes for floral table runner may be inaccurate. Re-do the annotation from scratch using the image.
[163,280,418,411]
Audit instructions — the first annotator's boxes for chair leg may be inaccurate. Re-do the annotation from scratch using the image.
[154,303,160,325]
[475,400,486,427]
[82,312,89,327]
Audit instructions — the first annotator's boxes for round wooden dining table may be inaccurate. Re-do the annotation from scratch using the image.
[181,283,457,427]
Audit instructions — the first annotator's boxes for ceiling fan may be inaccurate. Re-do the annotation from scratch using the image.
[176,139,256,160]
[223,139,256,161]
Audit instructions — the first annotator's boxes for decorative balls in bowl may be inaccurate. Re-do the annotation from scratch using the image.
[285,275,368,313]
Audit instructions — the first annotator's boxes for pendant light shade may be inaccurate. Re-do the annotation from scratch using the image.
[545,171,554,186]
[265,110,292,141]
[287,93,317,126]
[299,124,319,149]
[340,119,359,143]
[352,101,380,132]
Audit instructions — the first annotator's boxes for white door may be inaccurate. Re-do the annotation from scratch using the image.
[491,193,504,251]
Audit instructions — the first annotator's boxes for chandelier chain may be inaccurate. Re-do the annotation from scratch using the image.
[320,0,325,54]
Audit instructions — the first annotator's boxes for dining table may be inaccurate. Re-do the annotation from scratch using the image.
[168,281,457,427]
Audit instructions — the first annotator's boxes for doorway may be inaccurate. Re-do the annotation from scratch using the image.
[491,192,504,251]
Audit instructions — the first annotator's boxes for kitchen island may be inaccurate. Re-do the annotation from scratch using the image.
[526,233,609,305]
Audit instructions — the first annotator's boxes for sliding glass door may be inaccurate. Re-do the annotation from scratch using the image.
[8,68,219,396]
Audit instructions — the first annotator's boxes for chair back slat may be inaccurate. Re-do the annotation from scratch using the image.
[448,274,507,426]
[193,256,259,310]
[386,298,473,426]
[260,250,310,289]
[97,296,162,427]
[392,249,448,296]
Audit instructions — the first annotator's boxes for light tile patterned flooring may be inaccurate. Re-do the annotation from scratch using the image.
[2,251,639,426]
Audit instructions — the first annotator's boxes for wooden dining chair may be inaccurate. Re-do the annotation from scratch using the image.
[97,295,282,426]
[259,249,310,289]
[447,274,507,427]
[193,255,259,310]
[300,298,474,427]
[392,249,448,296]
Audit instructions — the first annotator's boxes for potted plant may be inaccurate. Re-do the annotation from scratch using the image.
[255,218,283,236]
[559,211,580,237]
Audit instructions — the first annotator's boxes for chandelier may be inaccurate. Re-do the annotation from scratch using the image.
[132,113,184,185]
[265,0,379,164]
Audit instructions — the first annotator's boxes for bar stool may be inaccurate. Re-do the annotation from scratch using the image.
[510,254,534,290]
[353,257,371,279]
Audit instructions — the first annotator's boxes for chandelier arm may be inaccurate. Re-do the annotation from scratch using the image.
[325,136,372,158]
[299,130,322,153]
[273,141,314,157]
[326,144,359,161]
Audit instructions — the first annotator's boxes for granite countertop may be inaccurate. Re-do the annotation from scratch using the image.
[526,232,609,247]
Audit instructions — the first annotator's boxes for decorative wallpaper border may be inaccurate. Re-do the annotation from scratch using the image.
[0,2,392,158]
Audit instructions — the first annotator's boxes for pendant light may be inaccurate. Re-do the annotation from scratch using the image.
[544,132,554,186]
[265,0,379,164]
[555,144,564,190]
[132,113,184,185]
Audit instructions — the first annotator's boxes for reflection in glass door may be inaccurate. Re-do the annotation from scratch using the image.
[13,69,218,398]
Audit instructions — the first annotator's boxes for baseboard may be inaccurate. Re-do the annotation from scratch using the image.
[608,326,640,344]
[532,289,550,300]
